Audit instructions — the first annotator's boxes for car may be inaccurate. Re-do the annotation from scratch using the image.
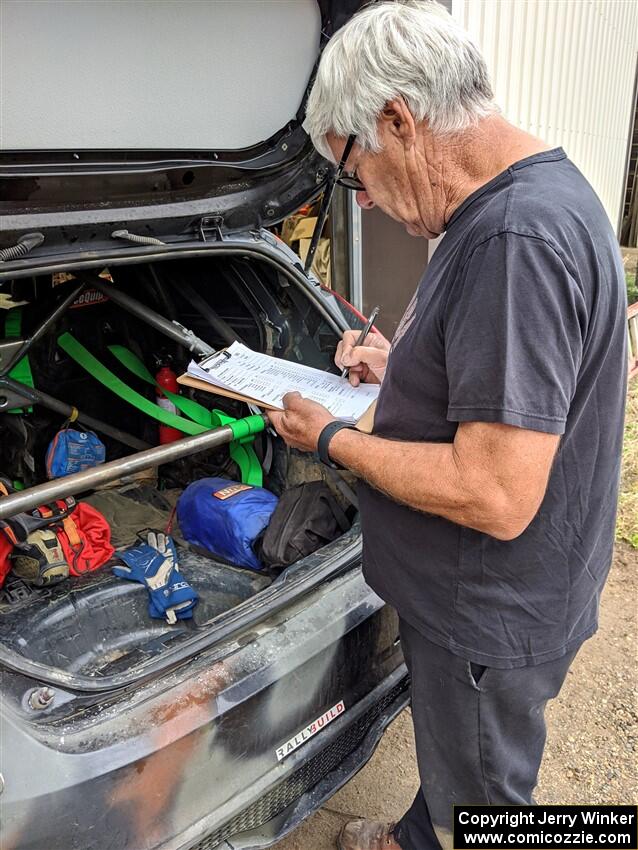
[0,2,409,849]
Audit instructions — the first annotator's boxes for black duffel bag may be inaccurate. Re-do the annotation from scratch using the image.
[258,480,352,569]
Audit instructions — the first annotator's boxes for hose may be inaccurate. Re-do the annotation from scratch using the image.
[111,230,166,247]
[0,233,44,262]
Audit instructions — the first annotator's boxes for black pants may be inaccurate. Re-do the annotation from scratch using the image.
[394,618,579,850]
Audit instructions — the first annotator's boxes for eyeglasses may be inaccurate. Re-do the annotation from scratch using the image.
[334,134,366,192]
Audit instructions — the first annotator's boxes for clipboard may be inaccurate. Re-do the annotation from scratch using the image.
[177,373,377,434]
[177,374,278,410]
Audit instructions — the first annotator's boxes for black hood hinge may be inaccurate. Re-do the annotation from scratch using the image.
[199,216,225,242]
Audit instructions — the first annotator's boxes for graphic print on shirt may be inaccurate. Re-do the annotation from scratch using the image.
[391,289,419,351]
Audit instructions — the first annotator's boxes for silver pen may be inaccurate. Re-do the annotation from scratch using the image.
[341,305,381,379]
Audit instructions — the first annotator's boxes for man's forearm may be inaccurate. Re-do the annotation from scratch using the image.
[268,392,555,538]
[328,428,520,539]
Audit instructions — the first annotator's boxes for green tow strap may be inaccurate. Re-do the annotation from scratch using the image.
[4,308,34,414]
[57,333,264,486]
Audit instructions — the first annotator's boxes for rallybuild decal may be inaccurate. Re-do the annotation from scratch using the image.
[276,700,345,761]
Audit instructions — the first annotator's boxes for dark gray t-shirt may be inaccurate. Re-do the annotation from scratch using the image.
[359,148,627,669]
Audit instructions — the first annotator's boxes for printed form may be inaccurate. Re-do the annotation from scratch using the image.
[188,342,379,423]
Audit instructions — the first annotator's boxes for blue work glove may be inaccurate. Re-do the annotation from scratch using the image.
[113,531,198,624]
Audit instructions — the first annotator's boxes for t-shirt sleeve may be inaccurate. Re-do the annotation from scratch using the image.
[445,232,586,435]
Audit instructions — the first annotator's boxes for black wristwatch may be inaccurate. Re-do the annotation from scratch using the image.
[317,420,353,468]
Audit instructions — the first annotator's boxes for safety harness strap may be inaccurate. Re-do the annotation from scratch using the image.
[108,345,212,427]
[107,344,264,485]
[58,333,206,436]
[59,335,264,486]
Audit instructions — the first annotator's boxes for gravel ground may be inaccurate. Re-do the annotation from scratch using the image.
[274,542,638,850]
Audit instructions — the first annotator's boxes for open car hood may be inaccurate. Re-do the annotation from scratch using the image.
[0,0,362,251]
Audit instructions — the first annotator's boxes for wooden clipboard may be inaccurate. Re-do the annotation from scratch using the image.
[177,374,376,434]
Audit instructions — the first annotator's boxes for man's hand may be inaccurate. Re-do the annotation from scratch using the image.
[267,392,335,452]
[335,330,391,386]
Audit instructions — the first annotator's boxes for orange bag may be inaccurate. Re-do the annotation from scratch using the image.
[56,502,115,576]
[0,493,113,585]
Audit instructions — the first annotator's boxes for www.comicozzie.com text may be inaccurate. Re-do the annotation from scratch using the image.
[458,811,635,830]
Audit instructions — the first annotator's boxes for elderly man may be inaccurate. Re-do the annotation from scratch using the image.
[268,2,627,849]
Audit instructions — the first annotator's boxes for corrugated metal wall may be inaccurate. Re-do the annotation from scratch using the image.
[452,0,638,232]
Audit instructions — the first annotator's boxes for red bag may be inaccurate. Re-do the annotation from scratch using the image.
[0,478,16,587]
[56,502,115,576]
[0,492,113,585]
[0,534,13,587]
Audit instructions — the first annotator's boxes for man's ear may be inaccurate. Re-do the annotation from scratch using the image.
[379,98,416,146]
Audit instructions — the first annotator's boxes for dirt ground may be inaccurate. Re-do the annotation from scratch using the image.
[275,542,638,850]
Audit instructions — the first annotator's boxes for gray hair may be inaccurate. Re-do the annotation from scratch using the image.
[305,0,497,160]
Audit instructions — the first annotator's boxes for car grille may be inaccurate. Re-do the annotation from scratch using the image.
[192,677,409,850]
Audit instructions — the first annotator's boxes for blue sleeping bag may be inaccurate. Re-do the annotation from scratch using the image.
[177,478,278,571]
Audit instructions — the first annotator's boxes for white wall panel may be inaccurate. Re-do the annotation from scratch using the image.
[453,0,638,231]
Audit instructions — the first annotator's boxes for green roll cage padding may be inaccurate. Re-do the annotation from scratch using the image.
[4,308,34,414]
[57,334,264,486]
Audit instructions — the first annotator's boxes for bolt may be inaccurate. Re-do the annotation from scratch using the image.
[266,208,275,217]
[29,687,55,711]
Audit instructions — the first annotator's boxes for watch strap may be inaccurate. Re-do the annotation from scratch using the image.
[317,420,353,468]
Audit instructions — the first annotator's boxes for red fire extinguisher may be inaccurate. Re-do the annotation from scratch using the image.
[156,364,182,444]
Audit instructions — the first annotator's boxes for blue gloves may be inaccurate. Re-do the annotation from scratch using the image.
[113,531,198,624]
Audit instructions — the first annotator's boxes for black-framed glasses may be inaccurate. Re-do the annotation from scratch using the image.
[335,134,366,191]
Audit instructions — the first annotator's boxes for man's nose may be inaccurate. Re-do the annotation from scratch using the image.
[356,190,375,210]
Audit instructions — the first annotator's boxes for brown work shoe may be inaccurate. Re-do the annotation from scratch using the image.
[337,819,402,850]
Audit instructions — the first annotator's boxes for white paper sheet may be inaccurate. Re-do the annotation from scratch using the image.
[188,342,379,423]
